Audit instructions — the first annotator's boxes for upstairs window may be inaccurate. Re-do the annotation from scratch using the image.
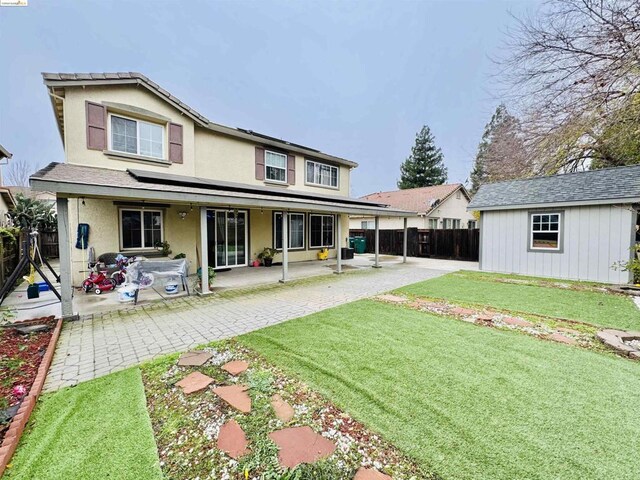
[309,214,334,248]
[265,150,287,182]
[110,114,164,159]
[530,212,561,251]
[306,160,338,188]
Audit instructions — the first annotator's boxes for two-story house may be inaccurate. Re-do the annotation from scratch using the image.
[32,72,412,316]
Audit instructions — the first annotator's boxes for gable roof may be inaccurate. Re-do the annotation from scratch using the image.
[0,144,12,160]
[0,187,16,209]
[360,184,467,215]
[42,72,358,168]
[469,164,640,211]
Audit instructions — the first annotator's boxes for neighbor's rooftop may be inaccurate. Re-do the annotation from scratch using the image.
[469,164,640,211]
[360,184,467,214]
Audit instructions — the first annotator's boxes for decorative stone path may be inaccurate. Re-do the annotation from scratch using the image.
[175,372,214,394]
[221,360,249,376]
[596,329,640,359]
[271,394,295,422]
[377,294,590,348]
[213,385,252,413]
[354,467,392,480]
[177,351,212,366]
[268,426,336,468]
[217,420,249,459]
[45,262,452,391]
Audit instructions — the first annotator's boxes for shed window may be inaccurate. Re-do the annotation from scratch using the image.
[530,213,561,250]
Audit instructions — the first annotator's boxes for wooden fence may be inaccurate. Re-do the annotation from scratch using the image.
[349,228,480,262]
[39,231,59,259]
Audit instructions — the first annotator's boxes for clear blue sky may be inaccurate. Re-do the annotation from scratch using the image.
[0,0,539,196]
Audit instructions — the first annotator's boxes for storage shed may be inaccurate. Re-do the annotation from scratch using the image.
[469,165,640,284]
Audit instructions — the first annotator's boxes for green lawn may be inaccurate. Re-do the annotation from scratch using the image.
[5,368,161,480]
[241,300,640,480]
[398,270,640,330]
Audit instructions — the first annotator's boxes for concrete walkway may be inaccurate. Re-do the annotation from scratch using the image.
[45,258,475,391]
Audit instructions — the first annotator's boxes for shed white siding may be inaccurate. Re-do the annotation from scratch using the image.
[480,204,635,284]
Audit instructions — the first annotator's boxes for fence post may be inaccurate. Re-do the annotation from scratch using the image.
[373,216,381,268]
[403,218,408,263]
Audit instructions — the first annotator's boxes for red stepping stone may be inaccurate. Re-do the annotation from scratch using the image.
[175,372,214,394]
[354,467,392,480]
[221,360,249,376]
[271,394,295,422]
[177,351,213,366]
[213,384,251,413]
[475,314,494,324]
[502,317,533,327]
[217,420,249,459]
[269,426,336,468]
[451,307,475,316]
[548,333,577,345]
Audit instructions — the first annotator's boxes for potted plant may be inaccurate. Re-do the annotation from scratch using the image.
[257,247,278,267]
[197,266,216,290]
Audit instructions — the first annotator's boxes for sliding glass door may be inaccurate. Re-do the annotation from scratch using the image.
[207,209,247,268]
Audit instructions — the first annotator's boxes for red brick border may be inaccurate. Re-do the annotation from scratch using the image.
[0,317,63,476]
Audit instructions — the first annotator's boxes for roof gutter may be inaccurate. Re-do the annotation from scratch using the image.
[468,197,640,211]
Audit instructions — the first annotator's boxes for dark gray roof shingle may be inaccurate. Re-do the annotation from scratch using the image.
[469,164,640,210]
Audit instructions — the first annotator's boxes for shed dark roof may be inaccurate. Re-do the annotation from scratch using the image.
[469,164,640,211]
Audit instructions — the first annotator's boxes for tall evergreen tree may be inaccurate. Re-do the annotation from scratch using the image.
[470,104,530,194]
[397,125,447,189]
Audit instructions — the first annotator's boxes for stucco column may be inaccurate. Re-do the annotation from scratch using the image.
[199,207,209,294]
[336,213,343,274]
[403,217,408,263]
[56,197,74,318]
[281,211,288,283]
[373,215,381,268]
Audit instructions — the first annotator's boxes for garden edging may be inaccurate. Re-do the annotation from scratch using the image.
[0,317,63,476]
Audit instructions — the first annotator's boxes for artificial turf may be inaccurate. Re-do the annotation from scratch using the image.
[241,299,640,480]
[397,270,640,330]
[4,368,161,480]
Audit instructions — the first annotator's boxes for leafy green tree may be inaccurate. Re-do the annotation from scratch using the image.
[7,193,57,232]
[397,125,447,189]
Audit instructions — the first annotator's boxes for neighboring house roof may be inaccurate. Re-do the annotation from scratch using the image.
[469,164,640,211]
[42,72,358,168]
[30,163,416,217]
[0,144,12,160]
[0,188,16,209]
[6,186,56,202]
[359,184,468,215]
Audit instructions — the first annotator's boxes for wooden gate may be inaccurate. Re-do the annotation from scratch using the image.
[39,231,59,259]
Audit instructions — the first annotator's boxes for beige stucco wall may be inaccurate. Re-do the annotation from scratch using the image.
[65,199,348,285]
[63,85,351,196]
[349,191,477,230]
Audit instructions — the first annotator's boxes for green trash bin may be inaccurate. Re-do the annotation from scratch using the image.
[348,237,356,249]
[353,237,367,254]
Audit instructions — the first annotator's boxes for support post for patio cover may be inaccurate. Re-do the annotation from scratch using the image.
[280,211,288,283]
[200,207,209,294]
[57,197,74,318]
[403,217,408,263]
[373,215,381,268]
[336,213,342,274]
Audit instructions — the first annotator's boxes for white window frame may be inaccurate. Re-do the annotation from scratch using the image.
[428,218,439,229]
[108,113,165,160]
[468,220,477,229]
[309,214,335,248]
[529,212,562,252]
[361,220,375,230]
[264,150,288,183]
[119,208,164,251]
[305,159,339,189]
[273,212,306,250]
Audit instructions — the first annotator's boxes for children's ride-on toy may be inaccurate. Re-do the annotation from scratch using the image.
[82,270,117,295]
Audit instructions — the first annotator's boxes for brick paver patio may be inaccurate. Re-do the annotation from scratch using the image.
[44,261,459,391]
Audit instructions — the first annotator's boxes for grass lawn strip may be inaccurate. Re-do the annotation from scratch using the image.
[397,271,640,330]
[241,299,640,480]
[4,368,161,480]
[142,340,428,479]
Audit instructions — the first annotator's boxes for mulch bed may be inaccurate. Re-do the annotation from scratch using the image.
[142,340,433,479]
[0,316,56,445]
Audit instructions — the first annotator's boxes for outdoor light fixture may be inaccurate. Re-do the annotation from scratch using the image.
[178,211,188,220]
